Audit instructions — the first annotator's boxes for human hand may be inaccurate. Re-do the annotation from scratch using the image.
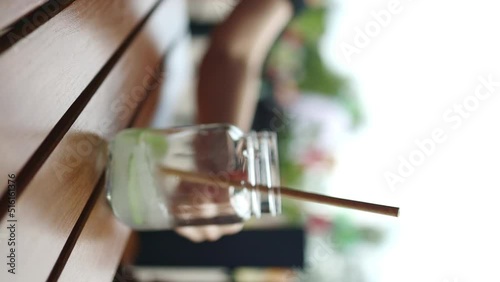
[170,180,244,242]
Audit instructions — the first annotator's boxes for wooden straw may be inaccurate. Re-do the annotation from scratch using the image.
[159,166,399,217]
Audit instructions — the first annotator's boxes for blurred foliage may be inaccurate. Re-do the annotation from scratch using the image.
[298,44,346,96]
[266,7,363,126]
[277,122,303,187]
[298,44,363,125]
[296,8,362,125]
[264,6,365,223]
[331,214,361,252]
[280,198,304,225]
[331,214,385,253]
[289,8,327,44]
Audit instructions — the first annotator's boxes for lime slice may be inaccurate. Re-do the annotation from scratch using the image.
[126,129,168,226]
[127,154,143,225]
[142,131,168,157]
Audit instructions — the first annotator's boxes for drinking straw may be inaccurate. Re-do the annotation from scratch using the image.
[159,166,399,217]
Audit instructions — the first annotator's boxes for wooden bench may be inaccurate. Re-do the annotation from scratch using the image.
[0,0,189,280]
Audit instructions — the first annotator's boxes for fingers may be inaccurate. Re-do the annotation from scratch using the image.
[175,223,244,243]
[173,200,244,243]
[174,226,206,243]
[203,225,222,242]
[217,223,244,236]
[171,177,247,243]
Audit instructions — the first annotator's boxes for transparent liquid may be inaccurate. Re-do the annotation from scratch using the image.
[106,127,254,230]
[106,129,173,229]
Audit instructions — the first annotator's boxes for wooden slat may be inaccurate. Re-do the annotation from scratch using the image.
[0,0,48,31]
[56,71,167,282]
[58,32,190,282]
[56,187,132,282]
[132,74,164,128]
[132,35,193,129]
[0,0,157,196]
[0,0,186,280]
[58,24,190,282]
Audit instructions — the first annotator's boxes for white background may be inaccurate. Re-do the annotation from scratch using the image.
[319,0,500,281]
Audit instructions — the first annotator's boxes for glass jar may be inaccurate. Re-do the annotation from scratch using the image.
[106,124,281,230]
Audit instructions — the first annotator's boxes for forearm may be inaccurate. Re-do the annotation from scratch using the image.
[196,0,293,132]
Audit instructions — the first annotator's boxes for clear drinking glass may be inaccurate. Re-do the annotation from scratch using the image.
[106,124,281,230]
